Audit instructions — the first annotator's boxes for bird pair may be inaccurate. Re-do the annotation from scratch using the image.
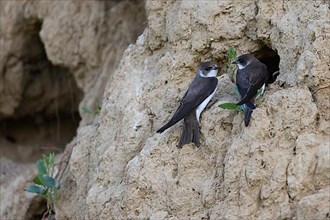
[157,54,269,148]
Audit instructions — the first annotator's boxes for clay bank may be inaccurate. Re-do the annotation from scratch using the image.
[0,0,329,219]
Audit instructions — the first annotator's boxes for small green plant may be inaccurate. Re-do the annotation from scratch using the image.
[25,153,60,216]
[220,47,266,112]
[218,84,266,111]
[218,85,245,111]
[82,106,92,114]
[82,103,102,115]
[218,102,239,110]
[218,102,246,111]
[256,83,266,98]
[227,47,237,62]
[94,104,102,115]
[226,47,237,79]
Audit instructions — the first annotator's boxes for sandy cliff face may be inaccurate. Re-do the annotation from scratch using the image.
[1,0,329,219]
[0,0,146,219]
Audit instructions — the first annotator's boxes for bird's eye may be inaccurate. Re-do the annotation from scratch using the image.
[205,67,212,71]
[238,58,244,64]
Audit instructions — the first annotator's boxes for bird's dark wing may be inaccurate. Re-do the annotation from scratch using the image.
[236,86,258,106]
[236,64,268,106]
[236,69,249,97]
[178,110,200,148]
[157,77,218,133]
[244,106,253,126]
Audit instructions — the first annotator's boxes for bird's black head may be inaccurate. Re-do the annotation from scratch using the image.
[232,54,258,70]
[199,61,219,78]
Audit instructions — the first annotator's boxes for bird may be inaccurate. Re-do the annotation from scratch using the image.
[232,54,269,126]
[157,61,219,148]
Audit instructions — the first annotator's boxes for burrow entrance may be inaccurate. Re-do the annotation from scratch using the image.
[0,19,83,163]
[252,45,281,85]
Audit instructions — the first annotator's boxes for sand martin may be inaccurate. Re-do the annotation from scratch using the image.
[157,61,219,147]
[233,54,268,126]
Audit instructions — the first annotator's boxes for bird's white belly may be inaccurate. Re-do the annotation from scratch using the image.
[196,86,218,123]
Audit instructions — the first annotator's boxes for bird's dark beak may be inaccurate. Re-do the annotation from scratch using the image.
[232,61,237,65]
[213,66,219,70]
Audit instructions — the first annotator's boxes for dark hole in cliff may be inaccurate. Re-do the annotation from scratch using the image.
[24,196,48,220]
[252,46,280,85]
[0,19,83,163]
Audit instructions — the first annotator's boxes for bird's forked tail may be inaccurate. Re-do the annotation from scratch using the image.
[178,111,200,148]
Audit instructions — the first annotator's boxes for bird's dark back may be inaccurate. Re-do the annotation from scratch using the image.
[236,61,268,97]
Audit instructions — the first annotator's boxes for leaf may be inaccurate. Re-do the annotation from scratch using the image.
[227,47,237,60]
[33,175,44,185]
[55,180,61,190]
[256,83,266,98]
[82,106,91,113]
[218,102,238,110]
[43,175,60,189]
[36,160,47,175]
[232,85,240,96]
[25,185,46,194]
[46,153,55,167]
[237,104,246,112]
[95,104,102,115]
[43,175,57,188]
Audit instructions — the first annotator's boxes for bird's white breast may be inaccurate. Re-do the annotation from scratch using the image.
[198,70,218,78]
[196,86,218,123]
[237,61,251,70]
[237,63,244,69]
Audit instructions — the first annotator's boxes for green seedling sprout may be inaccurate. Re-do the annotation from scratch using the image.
[227,47,237,62]
[219,85,266,111]
[25,153,60,218]
[219,47,266,112]
[82,103,102,115]
[226,47,237,79]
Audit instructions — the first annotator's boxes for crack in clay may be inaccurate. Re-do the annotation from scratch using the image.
[285,160,294,202]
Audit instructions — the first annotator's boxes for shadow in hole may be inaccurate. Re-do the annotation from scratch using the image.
[252,46,280,85]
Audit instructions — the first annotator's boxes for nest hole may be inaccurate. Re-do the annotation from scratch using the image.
[252,46,280,85]
[24,196,48,220]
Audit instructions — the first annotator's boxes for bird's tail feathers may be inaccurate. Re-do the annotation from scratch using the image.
[157,124,169,133]
[244,105,254,127]
[178,112,200,148]
[244,101,256,110]
[157,111,187,133]
[157,117,179,133]
[237,89,258,106]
